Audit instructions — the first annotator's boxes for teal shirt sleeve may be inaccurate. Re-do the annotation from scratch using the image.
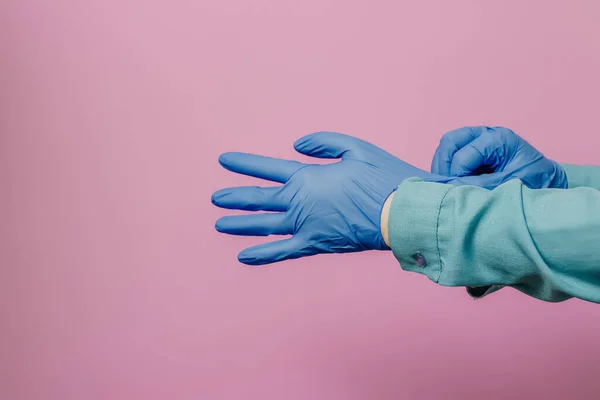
[562,164,600,190]
[388,178,600,303]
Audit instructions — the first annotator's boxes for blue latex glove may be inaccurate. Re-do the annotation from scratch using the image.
[431,126,567,189]
[212,132,453,265]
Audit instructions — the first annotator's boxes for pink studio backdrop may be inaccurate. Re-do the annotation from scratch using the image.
[2,1,600,399]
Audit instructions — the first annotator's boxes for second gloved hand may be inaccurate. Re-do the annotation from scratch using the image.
[431,126,567,189]
[212,132,443,265]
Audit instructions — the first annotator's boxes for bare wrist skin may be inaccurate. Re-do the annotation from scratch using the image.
[380,191,395,248]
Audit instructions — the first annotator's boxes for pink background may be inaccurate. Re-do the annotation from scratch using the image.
[3,0,600,399]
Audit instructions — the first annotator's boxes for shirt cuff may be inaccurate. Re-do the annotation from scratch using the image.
[388,177,503,299]
[388,177,452,283]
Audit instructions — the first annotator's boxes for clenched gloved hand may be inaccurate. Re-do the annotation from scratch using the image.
[212,131,458,265]
[431,126,567,189]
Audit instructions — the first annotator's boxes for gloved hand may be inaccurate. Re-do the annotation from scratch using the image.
[212,131,449,265]
[431,126,567,189]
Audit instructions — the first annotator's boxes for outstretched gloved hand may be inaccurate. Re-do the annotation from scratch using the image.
[431,126,567,189]
[212,132,456,265]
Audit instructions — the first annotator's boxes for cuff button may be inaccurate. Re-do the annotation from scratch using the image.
[412,252,427,267]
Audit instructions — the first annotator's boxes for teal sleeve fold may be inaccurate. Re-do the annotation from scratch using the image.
[562,164,600,190]
[388,177,600,303]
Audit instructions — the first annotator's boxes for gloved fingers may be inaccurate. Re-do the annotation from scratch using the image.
[294,131,371,160]
[449,131,500,176]
[211,186,287,211]
[218,152,305,183]
[215,213,292,236]
[237,236,315,266]
[431,126,484,175]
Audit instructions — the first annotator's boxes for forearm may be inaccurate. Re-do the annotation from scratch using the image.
[384,178,600,303]
[562,164,600,190]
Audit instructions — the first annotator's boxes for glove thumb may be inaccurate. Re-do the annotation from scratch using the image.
[294,131,368,159]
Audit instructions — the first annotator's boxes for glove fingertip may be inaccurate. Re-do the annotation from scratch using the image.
[449,166,471,177]
[211,189,229,205]
[238,250,263,266]
[217,152,232,165]
[218,152,244,169]
[293,136,309,150]
[214,216,232,233]
[432,160,451,176]
[431,154,451,175]
[293,131,332,150]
